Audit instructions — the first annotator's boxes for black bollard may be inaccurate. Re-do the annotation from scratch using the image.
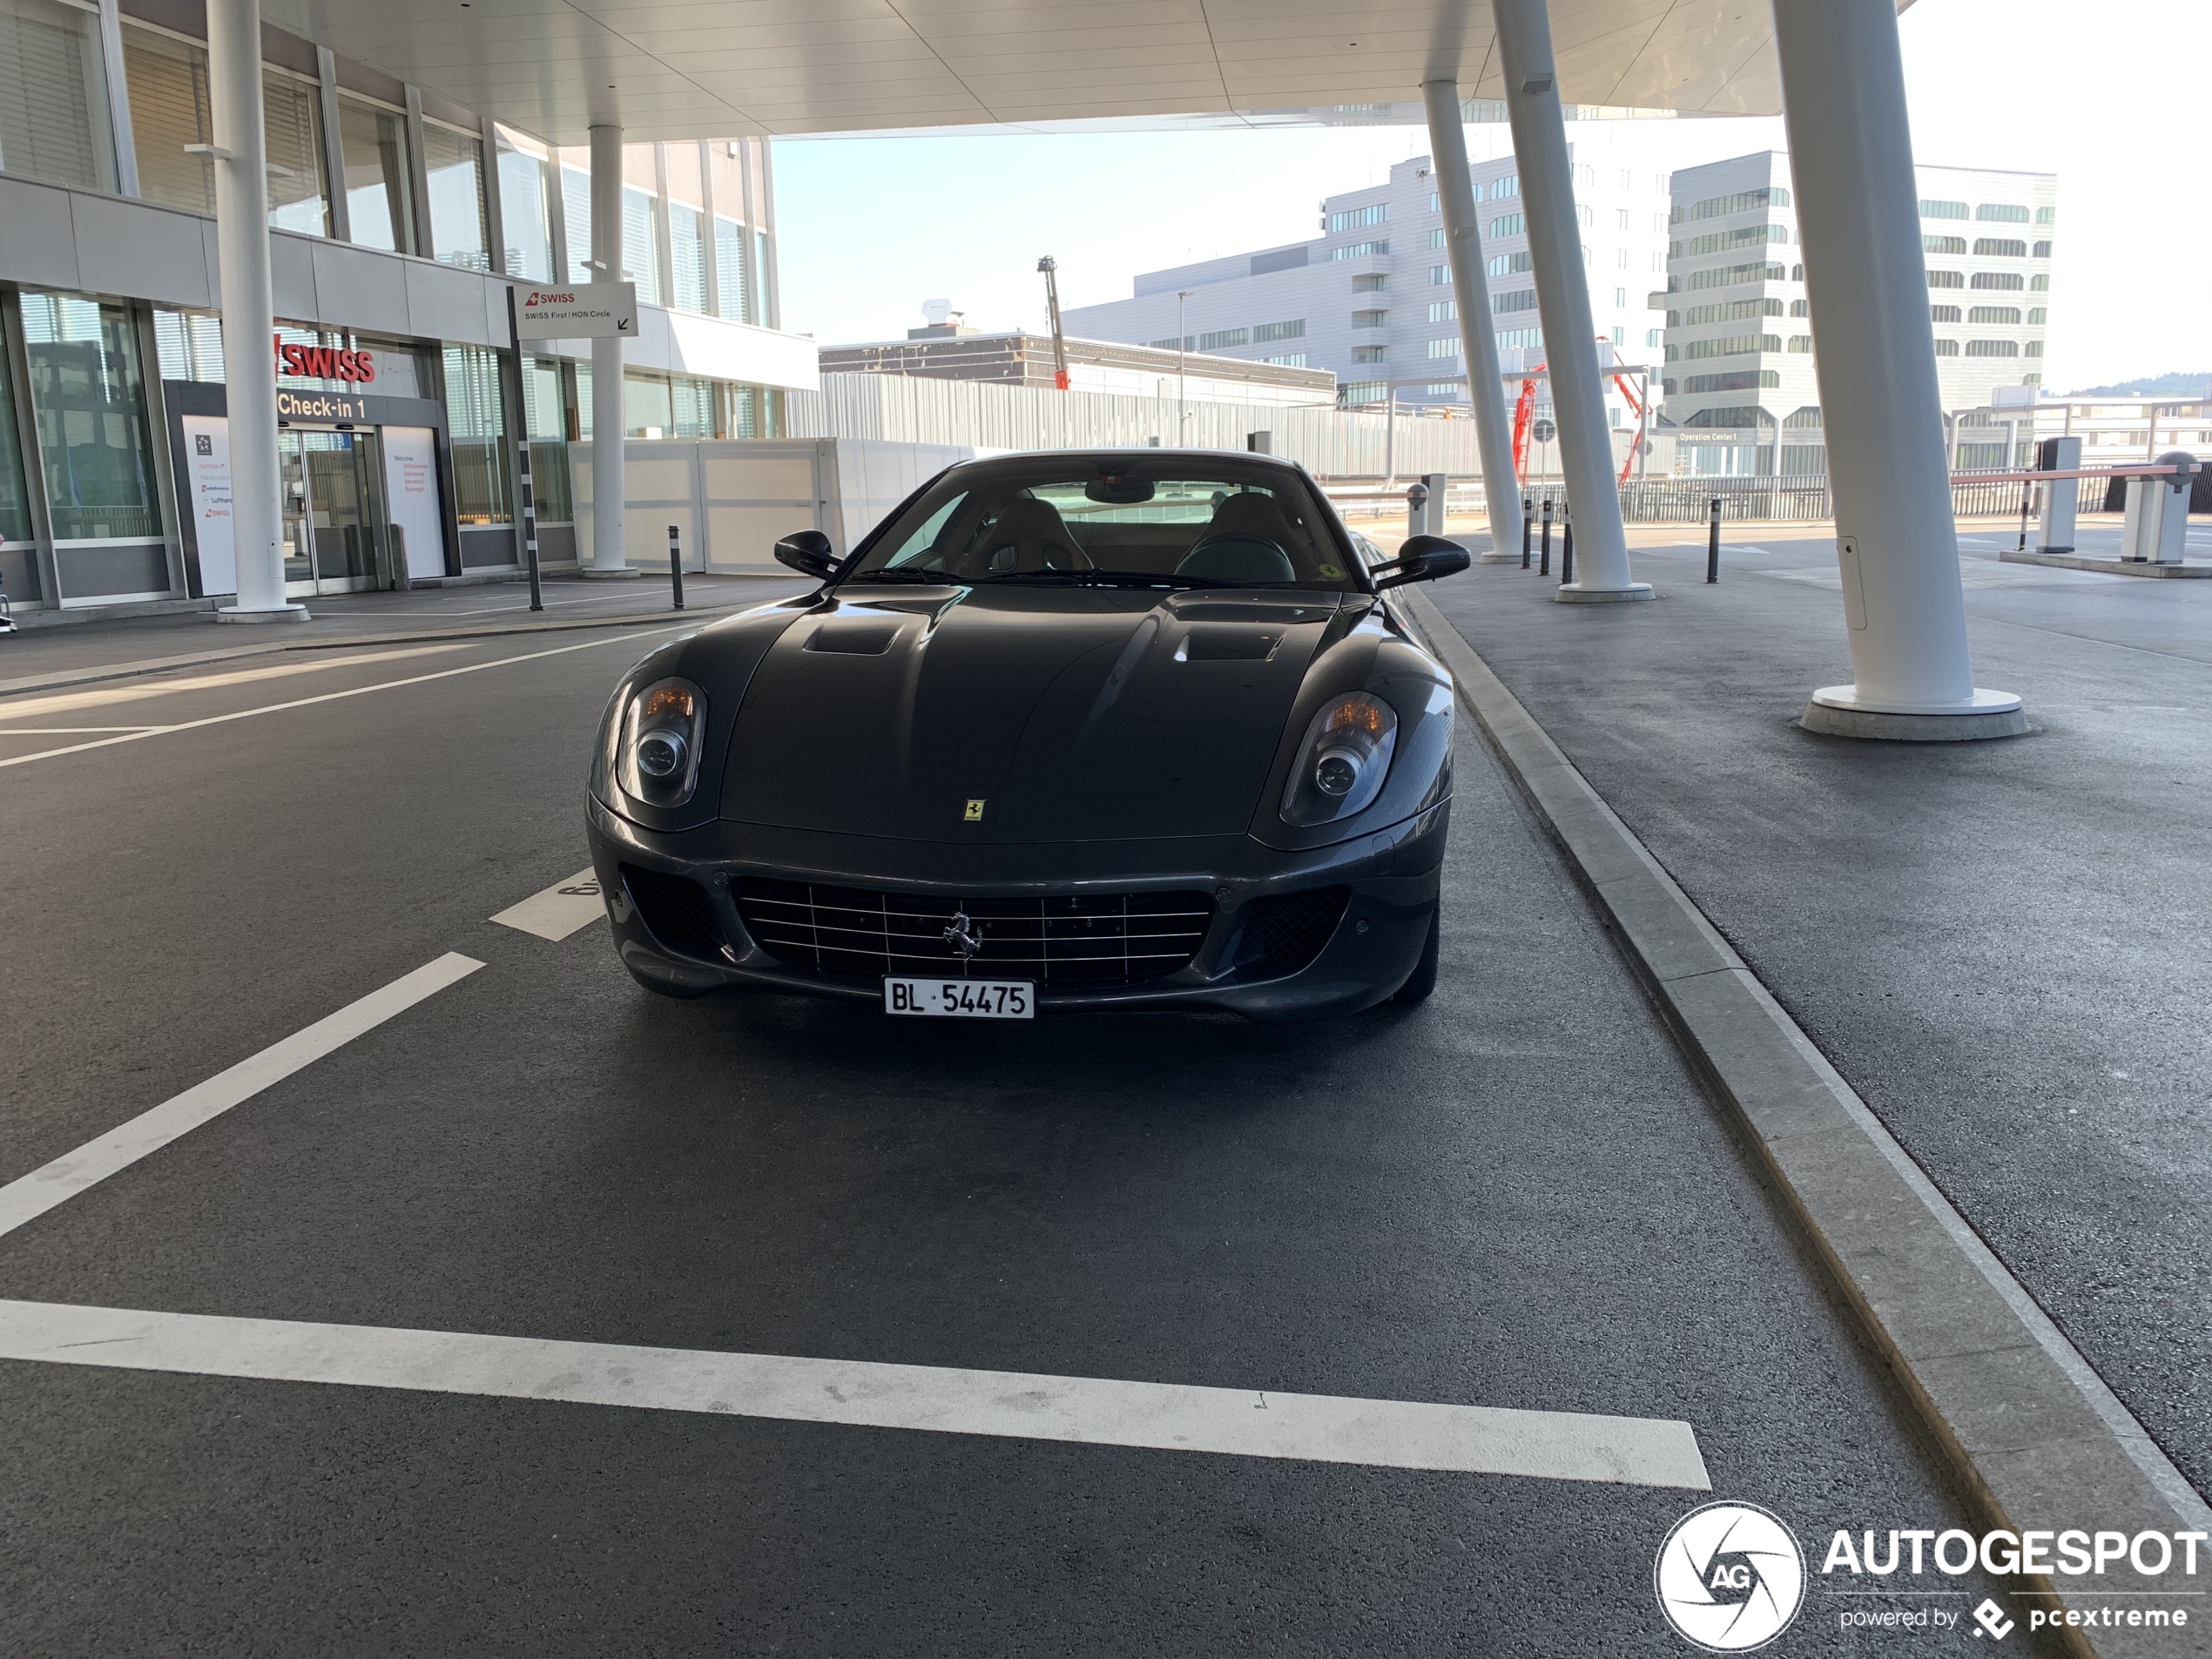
[1521,496,1533,569]
[518,440,543,611]
[1706,496,1722,584]
[1539,496,1553,576]
[1561,517,1575,586]
[668,524,685,610]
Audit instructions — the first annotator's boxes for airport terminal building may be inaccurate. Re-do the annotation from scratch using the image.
[1062,130,1673,426]
[0,0,816,617]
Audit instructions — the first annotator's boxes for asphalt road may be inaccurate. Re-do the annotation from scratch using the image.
[1426,523,2212,1510]
[0,600,2027,1655]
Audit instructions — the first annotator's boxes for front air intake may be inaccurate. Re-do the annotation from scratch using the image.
[620,865,724,959]
[1231,887,1350,978]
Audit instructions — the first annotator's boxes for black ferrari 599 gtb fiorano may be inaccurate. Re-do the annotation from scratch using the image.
[585,449,1468,1022]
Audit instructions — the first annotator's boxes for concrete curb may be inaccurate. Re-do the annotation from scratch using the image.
[1403,589,2210,1659]
[2000,550,2211,579]
[0,602,756,701]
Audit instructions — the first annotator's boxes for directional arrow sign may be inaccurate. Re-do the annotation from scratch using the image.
[513,283,638,339]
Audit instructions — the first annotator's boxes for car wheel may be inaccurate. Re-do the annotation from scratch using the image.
[1392,904,1441,1004]
[625,963,715,1000]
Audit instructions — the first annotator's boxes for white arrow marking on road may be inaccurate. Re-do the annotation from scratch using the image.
[0,1299,1711,1489]
[491,869,605,941]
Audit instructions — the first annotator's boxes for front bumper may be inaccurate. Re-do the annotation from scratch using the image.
[583,796,1448,1021]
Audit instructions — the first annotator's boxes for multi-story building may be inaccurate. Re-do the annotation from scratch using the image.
[1659,152,2058,475]
[0,0,813,616]
[1063,132,1672,433]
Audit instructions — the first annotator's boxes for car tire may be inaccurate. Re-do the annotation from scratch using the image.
[625,963,715,1000]
[1392,904,1441,1004]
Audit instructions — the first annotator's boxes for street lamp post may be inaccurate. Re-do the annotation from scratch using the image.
[1177,290,1191,444]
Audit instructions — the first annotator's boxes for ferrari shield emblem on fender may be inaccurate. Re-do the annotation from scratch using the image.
[963,799,986,821]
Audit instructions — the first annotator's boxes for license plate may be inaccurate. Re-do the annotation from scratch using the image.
[882,976,1035,1019]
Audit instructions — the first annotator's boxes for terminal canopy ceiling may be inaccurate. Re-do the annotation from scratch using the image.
[264,0,1871,146]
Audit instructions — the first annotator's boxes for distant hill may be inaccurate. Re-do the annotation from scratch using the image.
[2064,371,2211,397]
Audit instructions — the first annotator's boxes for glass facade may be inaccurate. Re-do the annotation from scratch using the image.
[0,0,115,192]
[422,120,489,270]
[519,356,574,524]
[441,343,509,525]
[573,365,779,441]
[623,185,661,305]
[713,216,751,323]
[263,70,328,236]
[122,24,212,212]
[561,165,593,284]
[496,131,553,280]
[339,94,413,253]
[0,318,32,543]
[152,307,226,381]
[669,202,707,314]
[119,31,327,233]
[19,293,162,542]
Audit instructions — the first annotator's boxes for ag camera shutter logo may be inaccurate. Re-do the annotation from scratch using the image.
[1656,1501,1807,1651]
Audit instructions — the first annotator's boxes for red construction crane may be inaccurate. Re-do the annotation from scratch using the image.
[1511,343,1650,484]
[1037,257,1070,391]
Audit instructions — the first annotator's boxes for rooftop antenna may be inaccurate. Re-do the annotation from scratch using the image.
[1036,257,1069,390]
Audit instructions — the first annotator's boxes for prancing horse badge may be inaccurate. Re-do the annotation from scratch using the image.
[963,799,986,822]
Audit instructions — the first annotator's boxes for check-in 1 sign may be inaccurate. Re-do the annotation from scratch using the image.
[514,283,637,338]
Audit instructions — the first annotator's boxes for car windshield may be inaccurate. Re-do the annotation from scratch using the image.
[841,456,1362,590]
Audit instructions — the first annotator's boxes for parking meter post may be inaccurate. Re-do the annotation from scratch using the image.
[1521,496,1533,569]
[518,440,543,612]
[1539,496,1553,577]
[667,524,685,610]
[1406,481,1426,543]
[1706,496,1721,584]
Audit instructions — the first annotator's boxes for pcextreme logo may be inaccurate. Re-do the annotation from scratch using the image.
[1656,1502,1806,1652]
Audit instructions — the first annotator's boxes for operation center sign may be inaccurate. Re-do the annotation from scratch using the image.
[512,283,639,339]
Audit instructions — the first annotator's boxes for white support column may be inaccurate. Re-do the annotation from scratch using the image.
[1774,0,2022,738]
[585,122,634,576]
[1420,79,1521,562]
[1491,0,1646,603]
[207,0,306,622]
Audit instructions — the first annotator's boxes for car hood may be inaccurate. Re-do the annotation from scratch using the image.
[718,585,1345,843]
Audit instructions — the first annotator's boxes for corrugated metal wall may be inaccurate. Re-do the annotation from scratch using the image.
[785,374,1486,481]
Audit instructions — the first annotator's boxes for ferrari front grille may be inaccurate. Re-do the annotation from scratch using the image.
[734,880,1215,987]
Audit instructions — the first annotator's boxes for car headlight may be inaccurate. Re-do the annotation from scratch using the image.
[604,676,707,808]
[1281,691,1397,826]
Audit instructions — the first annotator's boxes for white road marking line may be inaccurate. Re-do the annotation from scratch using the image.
[490,868,605,941]
[0,644,467,720]
[0,954,482,1240]
[0,1299,1711,1488]
[0,627,684,772]
[0,726,172,734]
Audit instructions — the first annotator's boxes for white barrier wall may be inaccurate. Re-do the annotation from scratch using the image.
[570,437,973,571]
[787,374,1493,481]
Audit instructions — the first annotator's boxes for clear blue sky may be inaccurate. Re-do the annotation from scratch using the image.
[771,1,2209,394]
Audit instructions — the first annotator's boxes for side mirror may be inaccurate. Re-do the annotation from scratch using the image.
[774,528,840,582]
[1372,535,1472,590]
